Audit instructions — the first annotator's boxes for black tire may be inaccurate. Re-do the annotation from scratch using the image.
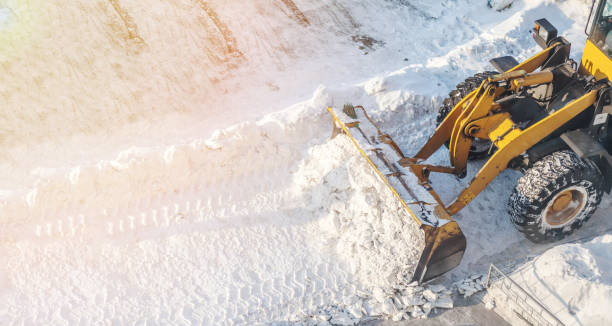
[508,150,604,243]
[436,71,497,160]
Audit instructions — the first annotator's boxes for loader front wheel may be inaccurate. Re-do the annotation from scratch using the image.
[508,150,604,243]
[436,71,497,160]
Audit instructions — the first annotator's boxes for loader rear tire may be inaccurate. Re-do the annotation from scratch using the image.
[436,71,497,160]
[508,150,604,243]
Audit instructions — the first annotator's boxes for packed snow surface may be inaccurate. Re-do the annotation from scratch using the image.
[1,0,610,324]
[505,234,612,325]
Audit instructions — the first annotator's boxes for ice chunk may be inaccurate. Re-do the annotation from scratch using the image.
[422,289,437,302]
[422,302,434,316]
[403,295,426,306]
[410,306,425,318]
[330,312,355,326]
[372,287,386,303]
[428,284,446,293]
[455,274,487,298]
[391,311,407,321]
[488,0,514,11]
[347,301,363,319]
[381,299,396,315]
[434,297,453,309]
[403,285,424,296]
[366,301,386,316]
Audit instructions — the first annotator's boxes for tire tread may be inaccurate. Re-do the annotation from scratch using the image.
[436,71,497,159]
[508,150,604,243]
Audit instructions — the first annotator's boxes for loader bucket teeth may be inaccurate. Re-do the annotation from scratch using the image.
[343,103,357,119]
[327,105,467,283]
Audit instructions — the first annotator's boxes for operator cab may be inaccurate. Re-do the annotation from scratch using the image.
[582,0,612,80]
[589,1,612,56]
[582,0,612,151]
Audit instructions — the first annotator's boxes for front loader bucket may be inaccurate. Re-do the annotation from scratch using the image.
[328,105,466,284]
[414,216,466,283]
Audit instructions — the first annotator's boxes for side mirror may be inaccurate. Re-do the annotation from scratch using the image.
[533,18,558,49]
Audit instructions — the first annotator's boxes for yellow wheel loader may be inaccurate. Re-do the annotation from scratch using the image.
[329,1,612,284]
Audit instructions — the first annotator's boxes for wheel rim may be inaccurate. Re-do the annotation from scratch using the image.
[544,186,587,227]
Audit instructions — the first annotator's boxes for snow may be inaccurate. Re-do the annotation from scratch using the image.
[488,0,515,11]
[0,0,610,324]
[497,234,612,325]
[306,135,426,289]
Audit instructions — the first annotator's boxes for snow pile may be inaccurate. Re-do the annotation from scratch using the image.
[295,138,425,290]
[504,234,612,325]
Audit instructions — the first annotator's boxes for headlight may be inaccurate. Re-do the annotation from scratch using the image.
[538,27,548,41]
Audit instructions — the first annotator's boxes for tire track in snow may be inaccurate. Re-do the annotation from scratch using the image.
[278,0,310,26]
[194,0,242,58]
[107,0,146,53]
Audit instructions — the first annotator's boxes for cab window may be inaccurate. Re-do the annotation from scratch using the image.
[590,0,612,56]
